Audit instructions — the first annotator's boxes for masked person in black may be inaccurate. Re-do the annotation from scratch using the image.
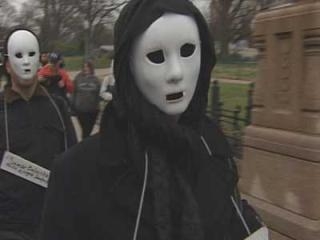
[41,0,267,239]
[0,28,77,240]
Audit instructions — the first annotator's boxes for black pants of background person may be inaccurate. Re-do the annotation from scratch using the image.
[77,111,98,138]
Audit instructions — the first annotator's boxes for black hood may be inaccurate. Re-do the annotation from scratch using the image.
[103,0,216,154]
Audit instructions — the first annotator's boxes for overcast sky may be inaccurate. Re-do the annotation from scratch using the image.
[10,0,25,8]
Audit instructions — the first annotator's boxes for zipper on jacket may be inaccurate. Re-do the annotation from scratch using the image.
[133,136,253,239]
[201,135,253,237]
[133,151,149,240]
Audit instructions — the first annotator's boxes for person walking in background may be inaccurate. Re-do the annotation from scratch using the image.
[0,28,77,240]
[38,52,74,103]
[72,60,101,138]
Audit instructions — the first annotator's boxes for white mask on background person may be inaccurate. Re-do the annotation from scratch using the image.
[130,13,201,117]
[7,30,40,81]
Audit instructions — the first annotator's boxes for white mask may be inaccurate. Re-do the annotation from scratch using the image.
[130,13,201,116]
[7,30,40,81]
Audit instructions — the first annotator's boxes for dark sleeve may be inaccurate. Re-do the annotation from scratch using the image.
[40,156,79,240]
[94,76,101,91]
[56,96,78,147]
[202,117,264,239]
[228,189,264,239]
[225,157,263,239]
[71,76,78,105]
[65,113,78,148]
[0,97,5,159]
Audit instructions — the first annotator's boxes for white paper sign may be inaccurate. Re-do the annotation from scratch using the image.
[1,151,50,188]
[245,226,269,240]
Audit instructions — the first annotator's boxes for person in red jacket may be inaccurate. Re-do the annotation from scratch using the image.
[38,52,73,101]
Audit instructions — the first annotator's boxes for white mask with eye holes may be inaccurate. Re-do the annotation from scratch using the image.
[130,13,201,117]
[7,30,40,81]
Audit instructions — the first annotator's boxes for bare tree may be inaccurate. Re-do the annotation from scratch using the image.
[74,0,127,58]
[45,0,79,50]
[0,0,18,30]
[17,0,80,51]
[210,0,257,58]
[30,0,126,55]
[16,1,42,31]
[11,0,126,56]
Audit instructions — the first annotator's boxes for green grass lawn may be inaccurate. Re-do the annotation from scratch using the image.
[64,55,111,71]
[207,81,253,135]
[219,82,252,116]
[208,82,252,117]
[213,62,257,80]
[207,82,253,157]
[206,81,254,158]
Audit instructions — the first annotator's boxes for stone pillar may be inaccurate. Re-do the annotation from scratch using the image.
[239,2,320,239]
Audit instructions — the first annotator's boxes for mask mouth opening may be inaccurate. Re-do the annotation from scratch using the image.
[166,91,184,102]
[24,69,31,73]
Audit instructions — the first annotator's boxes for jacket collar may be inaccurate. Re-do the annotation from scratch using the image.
[4,83,46,104]
[97,103,238,230]
[97,104,237,182]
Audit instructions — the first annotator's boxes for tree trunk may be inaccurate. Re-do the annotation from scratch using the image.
[40,0,50,51]
[220,35,230,59]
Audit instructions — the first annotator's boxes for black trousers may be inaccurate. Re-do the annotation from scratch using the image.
[77,111,98,138]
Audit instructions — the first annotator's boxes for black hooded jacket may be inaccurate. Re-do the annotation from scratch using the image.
[0,84,77,237]
[41,0,263,239]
